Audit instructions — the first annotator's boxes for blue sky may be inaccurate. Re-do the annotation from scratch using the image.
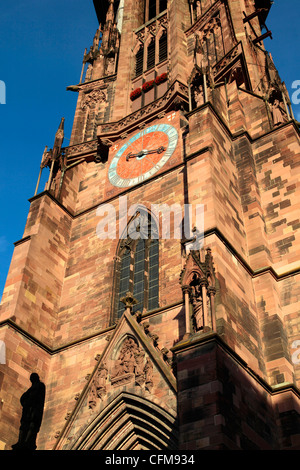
[0,1,299,298]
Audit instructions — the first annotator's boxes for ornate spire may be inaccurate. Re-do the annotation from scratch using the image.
[92,24,102,53]
[80,0,119,82]
[106,0,115,24]
[52,117,65,160]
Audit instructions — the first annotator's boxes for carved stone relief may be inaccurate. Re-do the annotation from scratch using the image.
[88,364,108,409]
[110,337,154,391]
[81,87,107,110]
[87,336,155,410]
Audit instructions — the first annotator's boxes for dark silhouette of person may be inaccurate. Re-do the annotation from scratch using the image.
[12,373,46,451]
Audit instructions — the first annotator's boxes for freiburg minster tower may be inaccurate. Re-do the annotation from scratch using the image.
[0,0,299,450]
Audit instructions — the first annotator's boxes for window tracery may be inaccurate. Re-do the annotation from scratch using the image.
[131,13,169,109]
[134,13,168,78]
[112,210,159,323]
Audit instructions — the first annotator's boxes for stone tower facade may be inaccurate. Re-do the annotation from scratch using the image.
[0,0,299,450]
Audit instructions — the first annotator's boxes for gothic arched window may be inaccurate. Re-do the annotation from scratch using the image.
[144,0,168,23]
[112,210,159,322]
[134,30,168,78]
[159,29,168,62]
[135,45,144,77]
[147,37,156,70]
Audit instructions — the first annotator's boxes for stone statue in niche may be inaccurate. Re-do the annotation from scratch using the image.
[85,63,93,82]
[196,1,201,19]
[53,167,62,199]
[12,373,46,451]
[190,273,204,331]
[271,99,287,126]
[229,65,245,87]
[193,86,204,107]
[105,57,115,76]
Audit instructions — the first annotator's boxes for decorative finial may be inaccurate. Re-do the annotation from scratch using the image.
[120,291,138,313]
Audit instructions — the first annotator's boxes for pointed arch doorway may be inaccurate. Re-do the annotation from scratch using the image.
[68,392,178,450]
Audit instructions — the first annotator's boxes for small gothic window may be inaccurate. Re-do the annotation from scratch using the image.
[134,31,167,78]
[135,45,144,77]
[144,0,168,23]
[159,30,168,62]
[147,38,156,70]
[112,210,159,322]
[148,0,156,20]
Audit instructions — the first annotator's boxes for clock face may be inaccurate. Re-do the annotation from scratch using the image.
[108,124,178,188]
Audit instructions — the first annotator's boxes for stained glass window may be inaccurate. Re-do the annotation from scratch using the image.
[113,211,159,321]
[117,248,131,318]
[133,239,146,313]
[148,239,159,310]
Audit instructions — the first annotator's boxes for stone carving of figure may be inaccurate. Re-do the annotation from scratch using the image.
[12,373,46,451]
[53,167,62,199]
[111,338,138,379]
[95,365,108,398]
[271,99,286,126]
[135,348,146,386]
[88,385,97,410]
[85,63,93,82]
[193,86,204,108]
[144,358,153,390]
[40,146,51,169]
[191,287,204,331]
[88,364,108,409]
[190,274,204,331]
[196,1,201,19]
[194,31,205,68]
[110,337,153,390]
[105,57,115,75]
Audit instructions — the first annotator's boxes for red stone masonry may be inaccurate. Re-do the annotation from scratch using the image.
[0,0,299,450]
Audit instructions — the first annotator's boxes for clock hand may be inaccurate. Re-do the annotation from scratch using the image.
[148,146,166,155]
[126,150,145,161]
[125,146,166,161]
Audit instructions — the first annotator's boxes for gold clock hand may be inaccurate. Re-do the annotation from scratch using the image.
[145,146,166,155]
[126,150,144,161]
[125,146,166,161]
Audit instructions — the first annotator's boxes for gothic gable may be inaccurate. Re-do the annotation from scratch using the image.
[54,310,177,450]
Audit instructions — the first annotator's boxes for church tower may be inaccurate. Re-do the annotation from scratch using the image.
[0,0,299,450]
